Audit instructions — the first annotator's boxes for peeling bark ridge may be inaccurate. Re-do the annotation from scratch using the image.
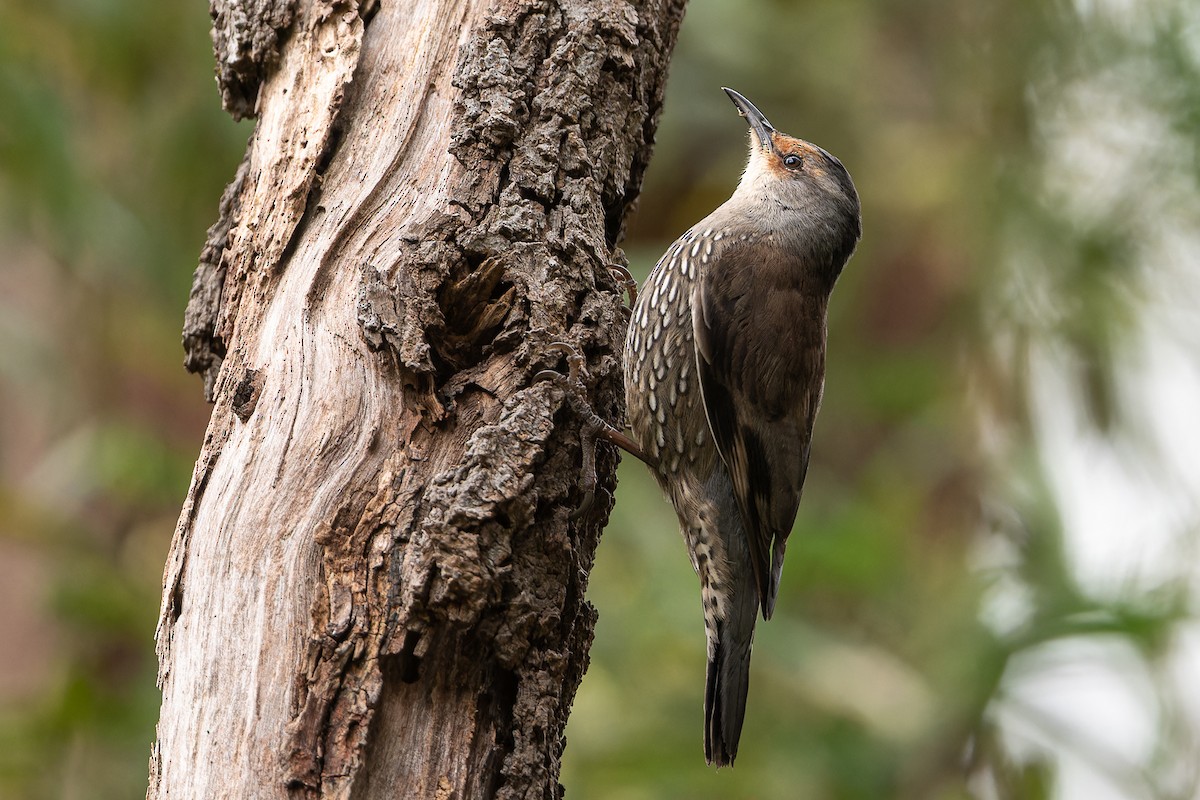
[155,1,687,798]
[210,0,298,119]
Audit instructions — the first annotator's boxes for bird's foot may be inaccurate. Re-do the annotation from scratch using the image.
[608,263,638,306]
[536,341,652,518]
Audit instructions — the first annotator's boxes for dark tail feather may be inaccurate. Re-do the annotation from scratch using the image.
[701,468,764,766]
[703,624,753,766]
[764,534,789,620]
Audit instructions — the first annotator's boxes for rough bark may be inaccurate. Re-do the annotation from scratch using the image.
[210,0,298,120]
[154,0,686,798]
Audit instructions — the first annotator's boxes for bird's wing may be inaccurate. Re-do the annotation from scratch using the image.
[693,241,827,619]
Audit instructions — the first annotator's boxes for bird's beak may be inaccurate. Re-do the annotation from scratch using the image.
[722,87,775,153]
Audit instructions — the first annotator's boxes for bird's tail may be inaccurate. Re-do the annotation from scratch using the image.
[702,525,760,767]
[703,613,754,766]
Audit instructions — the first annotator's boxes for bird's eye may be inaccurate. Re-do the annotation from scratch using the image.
[782,154,803,169]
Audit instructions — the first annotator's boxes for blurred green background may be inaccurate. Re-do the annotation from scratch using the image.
[3,1,1200,798]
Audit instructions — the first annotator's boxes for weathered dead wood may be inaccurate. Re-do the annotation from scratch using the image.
[155,0,686,797]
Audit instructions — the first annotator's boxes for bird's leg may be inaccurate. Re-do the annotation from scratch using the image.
[535,341,654,518]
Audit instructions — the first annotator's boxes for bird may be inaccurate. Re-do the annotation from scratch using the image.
[622,87,861,766]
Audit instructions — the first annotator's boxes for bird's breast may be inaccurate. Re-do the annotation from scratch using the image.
[624,228,728,482]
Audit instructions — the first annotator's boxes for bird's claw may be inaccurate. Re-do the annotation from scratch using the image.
[608,264,638,306]
[570,487,596,520]
[535,341,587,387]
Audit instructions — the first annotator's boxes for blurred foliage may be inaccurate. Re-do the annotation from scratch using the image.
[1,0,1198,798]
[0,0,247,797]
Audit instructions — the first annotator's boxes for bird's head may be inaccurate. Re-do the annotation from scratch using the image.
[723,87,861,275]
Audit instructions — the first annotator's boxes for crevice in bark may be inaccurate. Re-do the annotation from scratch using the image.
[471,661,519,797]
[395,631,423,683]
[436,257,517,371]
[231,367,264,420]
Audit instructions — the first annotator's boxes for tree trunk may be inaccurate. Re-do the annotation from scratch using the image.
[151,0,686,797]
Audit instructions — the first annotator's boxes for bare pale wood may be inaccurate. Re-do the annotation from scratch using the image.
[152,0,686,797]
